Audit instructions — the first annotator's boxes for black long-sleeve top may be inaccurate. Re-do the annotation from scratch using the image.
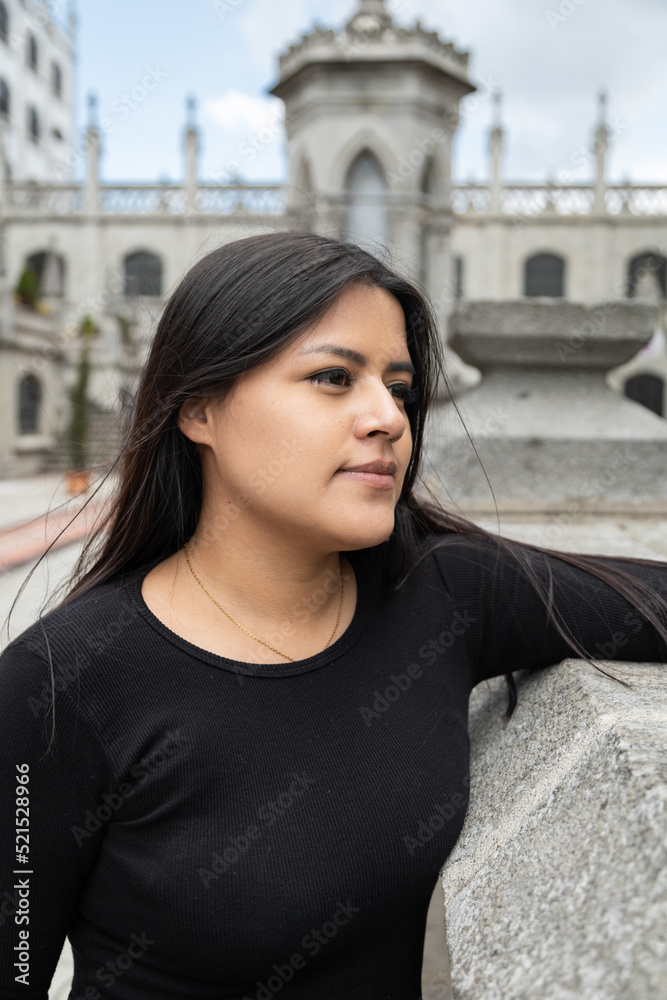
[1,533,666,1000]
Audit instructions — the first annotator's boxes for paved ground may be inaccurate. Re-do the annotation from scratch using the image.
[0,471,116,647]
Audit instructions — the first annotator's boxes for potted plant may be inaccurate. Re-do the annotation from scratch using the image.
[65,342,91,495]
[15,266,39,309]
[79,314,99,337]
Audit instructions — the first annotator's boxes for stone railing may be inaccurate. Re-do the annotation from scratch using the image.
[4,183,286,217]
[4,184,86,215]
[440,659,667,1000]
[4,180,666,219]
[452,183,667,216]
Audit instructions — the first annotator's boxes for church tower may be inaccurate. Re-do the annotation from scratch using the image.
[270,0,475,310]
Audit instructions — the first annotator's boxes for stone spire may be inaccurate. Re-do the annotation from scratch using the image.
[489,90,504,213]
[593,89,610,214]
[347,0,392,34]
[184,95,199,212]
[85,92,100,216]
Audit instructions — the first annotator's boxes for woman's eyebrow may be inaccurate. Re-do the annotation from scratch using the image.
[300,343,416,375]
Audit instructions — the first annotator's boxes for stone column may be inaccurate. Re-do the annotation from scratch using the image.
[440,659,667,1000]
[424,300,667,514]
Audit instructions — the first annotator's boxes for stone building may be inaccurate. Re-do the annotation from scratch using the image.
[0,0,665,477]
[0,0,76,184]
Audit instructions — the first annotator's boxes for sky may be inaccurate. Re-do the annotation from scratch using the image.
[73,0,667,186]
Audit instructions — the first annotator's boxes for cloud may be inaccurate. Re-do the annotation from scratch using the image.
[407,0,667,182]
[235,0,354,74]
[204,90,284,133]
[201,90,286,182]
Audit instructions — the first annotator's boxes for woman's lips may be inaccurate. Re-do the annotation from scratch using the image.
[336,470,395,489]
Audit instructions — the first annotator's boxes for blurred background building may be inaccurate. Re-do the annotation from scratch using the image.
[0,0,665,478]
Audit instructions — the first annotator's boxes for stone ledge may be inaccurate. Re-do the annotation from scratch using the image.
[440,660,667,1000]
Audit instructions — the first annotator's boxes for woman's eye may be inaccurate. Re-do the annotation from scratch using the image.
[389,383,420,403]
[307,369,420,403]
[308,368,354,388]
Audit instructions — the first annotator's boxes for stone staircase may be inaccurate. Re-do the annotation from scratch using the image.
[42,403,124,474]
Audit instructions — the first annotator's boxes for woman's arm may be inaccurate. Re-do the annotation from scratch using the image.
[0,637,111,999]
[428,535,667,685]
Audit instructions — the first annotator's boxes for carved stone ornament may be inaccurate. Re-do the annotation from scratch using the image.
[347,0,392,35]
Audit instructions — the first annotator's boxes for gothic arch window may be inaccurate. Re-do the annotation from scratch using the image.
[624,373,664,418]
[124,251,163,297]
[27,105,40,143]
[627,251,666,301]
[344,150,388,252]
[0,3,8,44]
[18,375,42,435]
[0,78,9,117]
[524,252,565,297]
[27,34,38,71]
[26,251,66,297]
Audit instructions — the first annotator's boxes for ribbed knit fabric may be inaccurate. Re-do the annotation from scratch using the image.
[1,533,666,1000]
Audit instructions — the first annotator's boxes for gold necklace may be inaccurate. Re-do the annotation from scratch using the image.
[182,541,345,663]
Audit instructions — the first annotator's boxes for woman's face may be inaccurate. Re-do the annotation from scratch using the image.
[179,282,416,554]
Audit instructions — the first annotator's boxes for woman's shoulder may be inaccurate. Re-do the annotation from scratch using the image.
[416,528,506,571]
[2,569,144,668]
[411,528,541,606]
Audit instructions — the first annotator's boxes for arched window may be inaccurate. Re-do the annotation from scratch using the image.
[624,373,664,418]
[52,62,62,98]
[124,251,163,297]
[344,150,388,252]
[627,251,666,301]
[27,33,38,71]
[0,78,9,117]
[27,105,40,143]
[26,251,66,297]
[524,253,565,297]
[18,375,41,435]
[0,2,8,44]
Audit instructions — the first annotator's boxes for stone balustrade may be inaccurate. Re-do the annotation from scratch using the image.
[4,182,286,217]
[451,183,667,216]
[5,181,667,219]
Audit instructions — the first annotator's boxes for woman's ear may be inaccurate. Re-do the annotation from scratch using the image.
[177,398,213,445]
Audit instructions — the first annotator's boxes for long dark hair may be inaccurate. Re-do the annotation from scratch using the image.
[21,232,667,718]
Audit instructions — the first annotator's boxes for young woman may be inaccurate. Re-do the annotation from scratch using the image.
[1,232,666,1000]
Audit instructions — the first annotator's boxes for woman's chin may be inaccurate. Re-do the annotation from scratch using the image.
[336,518,396,552]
